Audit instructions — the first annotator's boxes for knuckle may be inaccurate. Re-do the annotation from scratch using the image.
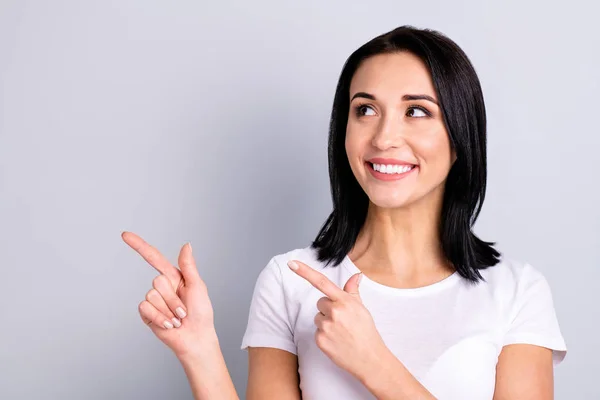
[317,278,328,290]
[145,288,159,302]
[315,332,326,348]
[314,313,321,325]
[181,257,192,267]
[152,275,167,289]
[330,306,340,319]
[138,300,150,314]
[146,248,157,263]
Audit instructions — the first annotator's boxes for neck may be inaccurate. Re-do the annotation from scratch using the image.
[349,189,453,281]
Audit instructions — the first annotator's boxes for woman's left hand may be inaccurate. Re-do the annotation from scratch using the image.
[287,260,390,382]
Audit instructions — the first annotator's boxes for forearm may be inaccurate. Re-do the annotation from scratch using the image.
[360,350,436,400]
[179,337,239,400]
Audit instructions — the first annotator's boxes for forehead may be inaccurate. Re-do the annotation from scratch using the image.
[349,52,437,99]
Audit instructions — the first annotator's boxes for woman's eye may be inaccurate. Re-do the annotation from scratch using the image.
[407,107,428,118]
[358,105,376,116]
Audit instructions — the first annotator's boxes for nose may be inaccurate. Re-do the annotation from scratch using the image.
[370,114,406,150]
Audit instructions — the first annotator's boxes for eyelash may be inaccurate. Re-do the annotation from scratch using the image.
[354,103,432,118]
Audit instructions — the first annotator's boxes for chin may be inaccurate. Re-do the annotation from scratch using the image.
[366,189,416,210]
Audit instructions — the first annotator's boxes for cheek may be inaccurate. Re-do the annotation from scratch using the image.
[344,126,367,167]
[414,127,453,168]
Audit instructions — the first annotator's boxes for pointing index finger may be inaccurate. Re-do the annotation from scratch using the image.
[288,260,344,301]
[122,231,183,288]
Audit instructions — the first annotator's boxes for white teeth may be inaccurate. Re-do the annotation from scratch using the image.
[372,163,414,174]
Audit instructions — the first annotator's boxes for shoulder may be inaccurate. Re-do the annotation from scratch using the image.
[244,246,324,323]
[261,246,327,281]
[478,257,560,327]
[479,256,551,296]
[268,245,327,272]
[258,245,348,301]
[481,258,567,363]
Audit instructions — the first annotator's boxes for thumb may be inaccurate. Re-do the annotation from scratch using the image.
[343,272,363,299]
[178,242,201,286]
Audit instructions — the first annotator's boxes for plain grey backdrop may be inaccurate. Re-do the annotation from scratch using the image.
[1,0,598,399]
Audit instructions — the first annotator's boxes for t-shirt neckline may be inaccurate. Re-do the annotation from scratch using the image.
[341,255,461,296]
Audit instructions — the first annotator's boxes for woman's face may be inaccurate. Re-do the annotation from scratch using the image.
[345,51,455,209]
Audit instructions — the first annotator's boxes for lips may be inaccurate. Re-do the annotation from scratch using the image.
[365,161,418,181]
[367,157,417,167]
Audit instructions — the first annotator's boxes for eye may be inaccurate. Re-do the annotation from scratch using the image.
[406,106,430,118]
[356,104,376,117]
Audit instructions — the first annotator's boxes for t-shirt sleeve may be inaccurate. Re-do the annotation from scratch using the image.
[240,257,297,355]
[502,264,567,365]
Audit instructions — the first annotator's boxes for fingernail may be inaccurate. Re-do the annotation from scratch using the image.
[188,242,192,254]
[288,261,299,270]
[163,320,174,329]
[172,318,181,328]
[176,307,187,319]
[358,273,364,285]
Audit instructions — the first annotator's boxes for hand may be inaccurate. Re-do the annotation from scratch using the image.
[287,260,389,382]
[122,231,218,362]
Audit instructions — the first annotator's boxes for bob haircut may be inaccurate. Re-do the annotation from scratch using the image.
[312,25,500,283]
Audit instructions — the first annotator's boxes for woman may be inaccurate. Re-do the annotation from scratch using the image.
[122,25,567,399]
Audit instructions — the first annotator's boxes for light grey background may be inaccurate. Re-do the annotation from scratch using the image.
[1,0,598,399]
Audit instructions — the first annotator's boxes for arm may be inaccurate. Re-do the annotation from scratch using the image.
[247,347,302,400]
[358,348,436,400]
[360,343,554,400]
[179,335,239,400]
[493,344,554,400]
[285,260,436,399]
[122,233,239,400]
[492,263,565,399]
[241,257,301,398]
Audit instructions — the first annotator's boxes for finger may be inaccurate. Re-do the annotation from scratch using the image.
[122,231,183,288]
[177,242,202,287]
[316,296,333,316]
[287,260,344,301]
[138,300,176,330]
[140,313,152,325]
[314,311,326,330]
[145,288,181,328]
[343,273,363,298]
[152,274,188,320]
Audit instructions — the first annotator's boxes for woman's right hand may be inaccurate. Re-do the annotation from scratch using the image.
[121,231,218,362]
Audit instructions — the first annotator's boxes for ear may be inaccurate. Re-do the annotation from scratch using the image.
[451,146,458,164]
[447,149,455,165]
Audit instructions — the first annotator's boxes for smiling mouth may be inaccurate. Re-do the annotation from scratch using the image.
[367,162,417,175]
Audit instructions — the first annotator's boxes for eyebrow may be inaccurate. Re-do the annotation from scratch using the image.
[350,91,439,106]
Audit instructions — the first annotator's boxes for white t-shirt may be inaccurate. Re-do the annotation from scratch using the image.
[241,246,567,399]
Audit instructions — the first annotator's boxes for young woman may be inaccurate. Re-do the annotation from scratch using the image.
[123,25,567,399]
